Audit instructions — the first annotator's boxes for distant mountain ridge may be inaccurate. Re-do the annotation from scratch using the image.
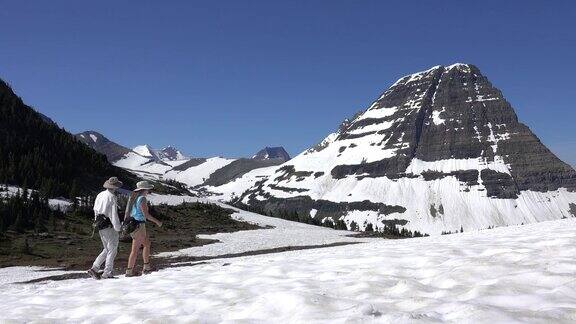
[75,130,288,191]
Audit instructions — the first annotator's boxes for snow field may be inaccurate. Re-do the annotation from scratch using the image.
[146,194,372,258]
[203,165,280,202]
[1,218,574,323]
[0,267,77,286]
[163,157,236,187]
[113,151,174,175]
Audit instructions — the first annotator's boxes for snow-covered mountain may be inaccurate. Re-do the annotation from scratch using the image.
[132,144,157,159]
[252,147,290,162]
[233,63,576,235]
[132,144,187,162]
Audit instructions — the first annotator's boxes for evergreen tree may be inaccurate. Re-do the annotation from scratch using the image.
[349,221,359,231]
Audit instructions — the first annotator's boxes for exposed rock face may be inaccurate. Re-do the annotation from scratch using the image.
[203,158,286,187]
[253,147,290,162]
[75,131,131,163]
[236,64,576,234]
[171,158,208,171]
[157,146,187,161]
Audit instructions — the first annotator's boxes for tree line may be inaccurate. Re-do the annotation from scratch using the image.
[0,79,136,199]
[234,202,429,238]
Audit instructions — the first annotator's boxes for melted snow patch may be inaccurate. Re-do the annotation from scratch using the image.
[466,95,500,103]
[48,198,73,212]
[406,157,510,175]
[347,119,396,135]
[431,108,446,125]
[356,106,398,121]
[309,209,318,218]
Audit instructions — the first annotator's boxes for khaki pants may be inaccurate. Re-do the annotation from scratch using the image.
[92,227,119,277]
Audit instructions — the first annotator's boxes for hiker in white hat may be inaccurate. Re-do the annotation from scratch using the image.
[87,177,123,280]
[125,181,163,276]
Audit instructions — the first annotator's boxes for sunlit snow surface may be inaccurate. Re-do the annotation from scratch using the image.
[146,194,371,258]
[1,218,575,323]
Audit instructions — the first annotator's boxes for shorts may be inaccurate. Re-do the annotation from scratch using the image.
[130,222,147,239]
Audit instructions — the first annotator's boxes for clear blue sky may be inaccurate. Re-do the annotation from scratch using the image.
[1,1,574,166]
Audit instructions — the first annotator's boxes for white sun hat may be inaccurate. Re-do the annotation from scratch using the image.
[134,180,155,192]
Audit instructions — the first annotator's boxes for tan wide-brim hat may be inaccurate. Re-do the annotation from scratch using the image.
[103,177,123,189]
[134,180,155,192]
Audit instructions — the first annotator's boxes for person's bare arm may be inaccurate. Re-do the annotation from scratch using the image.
[141,200,162,227]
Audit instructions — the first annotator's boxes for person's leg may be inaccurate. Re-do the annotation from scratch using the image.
[91,230,109,270]
[127,226,144,275]
[102,229,119,278]
[141,225,150,265]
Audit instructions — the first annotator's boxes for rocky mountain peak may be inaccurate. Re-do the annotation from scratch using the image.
[158,146,187,161]
[75,131,131,162]
[253,147,290,162]
[77,131,103,144]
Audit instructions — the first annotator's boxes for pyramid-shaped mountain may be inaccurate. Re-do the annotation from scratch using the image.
[236,63,576,234]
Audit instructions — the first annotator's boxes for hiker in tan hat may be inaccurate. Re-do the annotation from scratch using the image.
[125,181,163,276]
[88,177,123,280]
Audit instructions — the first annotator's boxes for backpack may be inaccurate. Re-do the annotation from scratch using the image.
[94,214,112,231]
[91,214,113,237]
[121,194,140,236]
[121,217,139,236]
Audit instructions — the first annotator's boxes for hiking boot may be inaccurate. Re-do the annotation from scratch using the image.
[87,268,101,280]
[142,263,153,275]
[125,268,137,277]
[101,272,117,279]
